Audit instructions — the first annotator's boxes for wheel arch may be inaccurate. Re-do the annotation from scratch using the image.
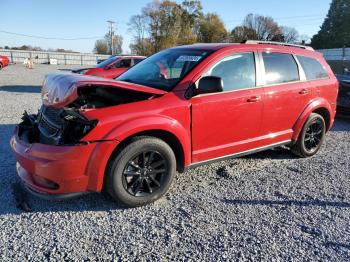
[312,107,331,131]
[109,129,186,173]
[86,115,191,192]
[292,98,333,140]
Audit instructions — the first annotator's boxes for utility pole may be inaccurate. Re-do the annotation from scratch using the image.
[107,20,116,55]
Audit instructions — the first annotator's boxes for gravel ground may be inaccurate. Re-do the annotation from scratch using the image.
[1,64,350,261]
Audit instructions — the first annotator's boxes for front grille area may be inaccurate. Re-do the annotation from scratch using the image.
[38,106,65,144]
[42,106,64,127]
[39,117,59,137]
[35,105,95,145]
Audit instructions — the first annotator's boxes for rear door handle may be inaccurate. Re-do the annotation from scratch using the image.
[247,96,261,102]
[299,89,309,95]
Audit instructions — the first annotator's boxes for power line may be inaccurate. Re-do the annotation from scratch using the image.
[0,30,103,40]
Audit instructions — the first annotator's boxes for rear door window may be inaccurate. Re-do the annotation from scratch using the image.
[262,52,299,85]
[296,55,328,80]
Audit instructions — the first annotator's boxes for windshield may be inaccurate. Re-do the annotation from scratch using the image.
[117,49,212,91]
[97,56,118,68]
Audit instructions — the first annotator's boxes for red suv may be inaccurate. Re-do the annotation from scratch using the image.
[11,41,338,207]
[72,55,146,78]
[0,55,10,69]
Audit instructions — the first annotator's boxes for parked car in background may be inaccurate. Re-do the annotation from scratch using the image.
[12,41,338,207]
[336,74,350,115]
[72,55,146,78]
[97,55,116,64]
[0,55,10,69]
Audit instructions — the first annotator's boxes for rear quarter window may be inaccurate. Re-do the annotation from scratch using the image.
[296,55,329,80]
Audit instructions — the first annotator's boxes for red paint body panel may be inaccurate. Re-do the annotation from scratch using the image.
[81,91,192,167]
[11,43,338,196]
[0,55,10,67]
[11,126,119,194]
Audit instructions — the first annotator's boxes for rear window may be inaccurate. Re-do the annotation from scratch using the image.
[262,52,299,85]
[115,59,131,68]
[296,55,328,80]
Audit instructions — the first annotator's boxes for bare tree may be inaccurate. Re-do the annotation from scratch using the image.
[244,14,282,41]
[93,39,109,54]
[281,26,299,43]
[231,14,284,42]
[230,26,256,42]
[93,34,123,55]
[129,14,150,55]
[299,34,311,45]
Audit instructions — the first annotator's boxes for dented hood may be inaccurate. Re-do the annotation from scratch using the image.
[41,73,167,108]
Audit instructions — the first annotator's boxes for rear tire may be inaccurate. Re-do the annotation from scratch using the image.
[291,113,326,157]
[105,136,176,207]
[0,63,3,70]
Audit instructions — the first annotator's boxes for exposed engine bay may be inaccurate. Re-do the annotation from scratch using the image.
[18,85,156,145]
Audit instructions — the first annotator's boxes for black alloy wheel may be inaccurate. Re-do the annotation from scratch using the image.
[303,118,324,154]
[122,150,167,197]
[105,136,176,207]
[291,113,326,158]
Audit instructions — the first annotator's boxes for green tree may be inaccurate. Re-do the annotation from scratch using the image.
[311,0,350,49]
[129,0,229,55]
[198,13,228,43]
[177,0,203,45]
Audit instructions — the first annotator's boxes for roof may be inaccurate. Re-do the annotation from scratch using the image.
[172,41,314,52]
[172,43,239,51]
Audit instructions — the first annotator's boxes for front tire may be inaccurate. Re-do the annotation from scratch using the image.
[105,136,176,207]
[291,113,326,157]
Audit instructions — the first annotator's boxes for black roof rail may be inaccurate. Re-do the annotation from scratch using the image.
[243,40,314,51]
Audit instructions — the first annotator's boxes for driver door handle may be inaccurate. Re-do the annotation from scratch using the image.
[247,96,261,102]
[299,89,309,95]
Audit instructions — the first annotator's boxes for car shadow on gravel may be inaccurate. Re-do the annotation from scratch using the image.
[242,147,297,160]
[222,198,350,208]
[0,85,41,93]
[2,182,126,215]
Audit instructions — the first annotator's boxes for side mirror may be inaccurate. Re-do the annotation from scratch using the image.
[196,76,223,95]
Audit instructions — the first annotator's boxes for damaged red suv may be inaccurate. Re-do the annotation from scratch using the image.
[11,41,338,207]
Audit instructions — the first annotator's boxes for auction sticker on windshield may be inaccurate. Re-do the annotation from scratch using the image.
[176,56,202,62]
